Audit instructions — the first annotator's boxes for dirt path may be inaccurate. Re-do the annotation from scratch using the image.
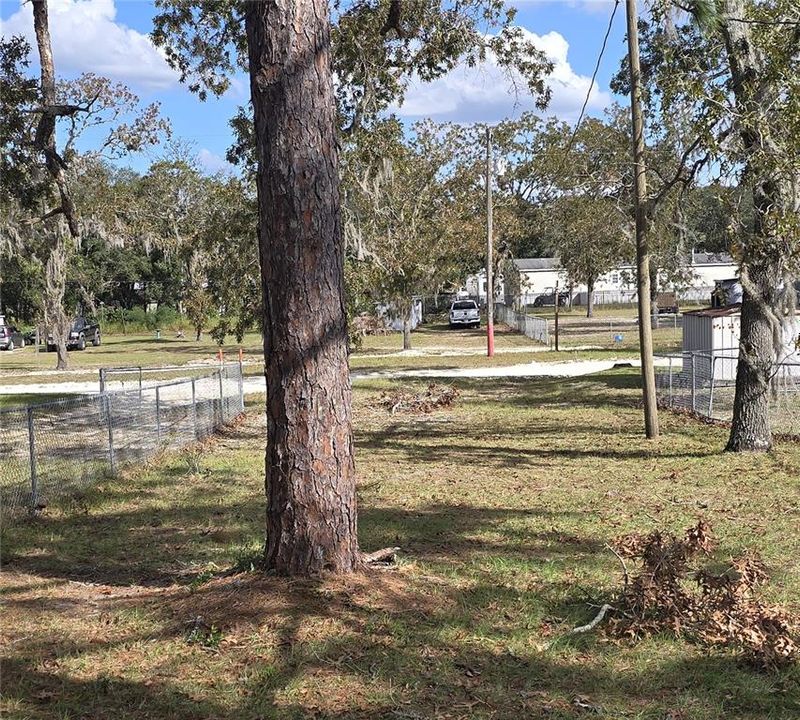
[1,357,669,396]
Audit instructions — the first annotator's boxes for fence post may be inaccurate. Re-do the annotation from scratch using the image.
[668,356,674,406]
[708,355,716,418]
[192,378,198,439]
[155,386,162,443]
[138,366,143,399]
[238,356,244,412]
[218,367,225,423]
[690,353,696,413]
[99,368,106,394]
[105,394,116,474]
[27,407,37,513]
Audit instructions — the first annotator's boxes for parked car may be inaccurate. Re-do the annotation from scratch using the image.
[449,300,480,328]
[533,290,569,307]
[47,316,101,351]
[0,324,26,350]
[655,292,679,314]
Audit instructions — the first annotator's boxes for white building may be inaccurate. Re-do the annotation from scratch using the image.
[467,252,739,307]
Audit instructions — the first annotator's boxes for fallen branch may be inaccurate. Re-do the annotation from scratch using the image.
[566,604,614,635]
[363,547,400,564]
[605,542,630,588]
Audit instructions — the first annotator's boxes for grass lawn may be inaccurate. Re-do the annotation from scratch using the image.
[0,332,265,375]
[2,371,798,719]
[1,322,684,387]
[349,322,681,372]
[0,393,81,409]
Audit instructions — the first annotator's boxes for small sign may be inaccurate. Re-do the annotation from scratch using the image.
[613,333,624,344]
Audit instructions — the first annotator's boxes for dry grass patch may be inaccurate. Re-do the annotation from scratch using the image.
[2,370,799,719]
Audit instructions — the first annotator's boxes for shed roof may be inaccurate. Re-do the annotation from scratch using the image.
[683,304,742,317]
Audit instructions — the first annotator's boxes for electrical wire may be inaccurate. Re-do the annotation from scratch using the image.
[550,0,622,186]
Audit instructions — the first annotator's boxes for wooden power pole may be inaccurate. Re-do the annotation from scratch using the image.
[625,0,659,439]
[486,126,495,357]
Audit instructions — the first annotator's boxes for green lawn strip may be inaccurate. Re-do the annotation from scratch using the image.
[1,369,798,719]
[0,332,264,373]
[0,393,83,409]
[2,322,683,386]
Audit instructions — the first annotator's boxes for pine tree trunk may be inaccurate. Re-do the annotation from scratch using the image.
[586,279,595,318]
[245,0,360,575]
[403,317,412,350]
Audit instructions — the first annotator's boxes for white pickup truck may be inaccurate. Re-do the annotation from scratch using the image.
[449,300,480,328]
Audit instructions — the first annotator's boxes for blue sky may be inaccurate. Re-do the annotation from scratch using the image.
[0,0,629,174]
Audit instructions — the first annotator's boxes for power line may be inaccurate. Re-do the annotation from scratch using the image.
[551,0,621,183]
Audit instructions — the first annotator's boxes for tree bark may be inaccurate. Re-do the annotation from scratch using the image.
[586,278,595,318]
[43,236,70,370]
[403,315,412,350]
[31,0,78,237]
[719,0,791,451]
[31,0,78,370]
[727,263,778,451]
[245,0,360,575]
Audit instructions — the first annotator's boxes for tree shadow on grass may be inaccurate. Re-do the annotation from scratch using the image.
[4,567,798,720]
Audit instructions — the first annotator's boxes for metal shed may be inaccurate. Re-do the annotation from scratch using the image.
[682,305,741,381]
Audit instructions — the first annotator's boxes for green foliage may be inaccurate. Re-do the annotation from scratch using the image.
[613,0,800,274]
[341,118,484,317]
[184,287,214,339]
[548,194,631,293]
[152,0,553,132]
[185,621,223,648]
[0,37,46,213]
[103,306,187,334]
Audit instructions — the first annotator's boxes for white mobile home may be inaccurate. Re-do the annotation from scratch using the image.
[468,252,740,307]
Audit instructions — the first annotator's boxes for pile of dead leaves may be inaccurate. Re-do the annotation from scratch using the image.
[379,383,459,414]
[609,521,798,669]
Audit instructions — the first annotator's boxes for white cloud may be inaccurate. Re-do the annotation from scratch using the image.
[2,0,177,90]
[530,0,618,14]
[197,148,234,175]
[394,29,611,124]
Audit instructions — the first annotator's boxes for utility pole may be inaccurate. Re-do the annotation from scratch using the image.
[625,0,659,439]
[485,126,495,358]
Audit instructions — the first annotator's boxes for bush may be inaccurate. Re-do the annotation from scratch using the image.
[102,306,190,334]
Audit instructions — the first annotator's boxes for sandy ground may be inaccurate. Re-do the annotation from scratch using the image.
[0,357,670,396]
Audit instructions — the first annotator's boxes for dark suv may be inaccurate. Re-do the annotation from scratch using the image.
[533,291,569,307]
[47,316,101,351]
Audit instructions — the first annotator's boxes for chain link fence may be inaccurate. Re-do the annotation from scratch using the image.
[0,363,245,521]
[655,350,800,436]
[495,303,550,345]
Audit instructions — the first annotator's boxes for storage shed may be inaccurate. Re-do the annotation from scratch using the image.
[682,305,800,381]
[682,305,741,380]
